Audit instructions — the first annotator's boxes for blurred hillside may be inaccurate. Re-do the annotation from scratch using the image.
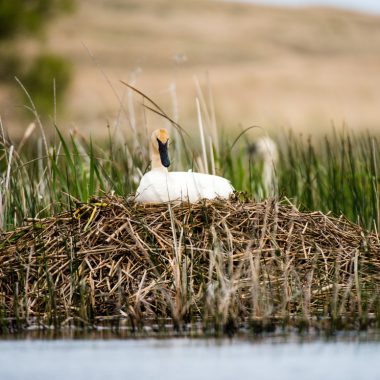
[1,0,380,139]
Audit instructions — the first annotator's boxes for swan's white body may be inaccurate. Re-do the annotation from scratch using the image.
[135,128,234,203]
[136,169,233,203]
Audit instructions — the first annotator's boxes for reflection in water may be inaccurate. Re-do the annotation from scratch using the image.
[0,338,380,380]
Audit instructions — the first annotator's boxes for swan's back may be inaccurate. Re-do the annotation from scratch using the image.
[169,171,233,202]
[135,170,233,203]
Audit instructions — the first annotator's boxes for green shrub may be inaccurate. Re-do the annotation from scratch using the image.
[0,0,74,39]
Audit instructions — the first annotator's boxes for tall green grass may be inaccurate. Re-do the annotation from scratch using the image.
[277,132,379,230]
[0,79,379,232]
[0,121,378,232]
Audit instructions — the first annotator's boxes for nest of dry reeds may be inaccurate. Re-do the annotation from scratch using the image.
[0,195,379,330]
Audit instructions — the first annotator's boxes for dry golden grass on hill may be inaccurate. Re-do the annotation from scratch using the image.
[2,0,380,139]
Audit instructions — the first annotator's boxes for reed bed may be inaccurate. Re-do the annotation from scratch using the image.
[0,195,379,333]
[0,85,380,335]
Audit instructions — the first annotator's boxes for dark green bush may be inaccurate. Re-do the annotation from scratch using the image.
[0,0,74,39]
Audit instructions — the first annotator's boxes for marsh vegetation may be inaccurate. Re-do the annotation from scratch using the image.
[0,87,379,336]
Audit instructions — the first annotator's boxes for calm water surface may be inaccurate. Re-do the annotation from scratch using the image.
[0,338,380,380]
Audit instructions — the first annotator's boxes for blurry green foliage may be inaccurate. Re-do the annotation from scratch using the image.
[0,51,21,82]
[0,0,74,39]
[22,53,72,115]
[0,0,74,116]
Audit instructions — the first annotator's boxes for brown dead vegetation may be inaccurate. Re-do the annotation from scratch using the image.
[0,195,379,331]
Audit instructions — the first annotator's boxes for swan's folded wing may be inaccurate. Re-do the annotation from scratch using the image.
[135,171,170,202]
[170,172,233,201]
[136,171,233,203]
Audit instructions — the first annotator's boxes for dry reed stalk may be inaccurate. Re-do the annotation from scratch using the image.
[0,195,379,330]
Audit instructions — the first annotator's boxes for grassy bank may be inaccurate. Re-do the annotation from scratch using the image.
[0,122,379,232]
[0,95,380,334]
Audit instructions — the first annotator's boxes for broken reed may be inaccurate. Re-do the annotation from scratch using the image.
[0,196,379,332]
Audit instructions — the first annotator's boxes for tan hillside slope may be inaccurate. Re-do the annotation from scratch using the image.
[3,0,380,138]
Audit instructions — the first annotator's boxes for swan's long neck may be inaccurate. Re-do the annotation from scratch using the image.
[252,137,278,197]
[262,157,276,195]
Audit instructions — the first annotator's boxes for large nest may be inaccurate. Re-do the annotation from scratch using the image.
[0,195,379,330]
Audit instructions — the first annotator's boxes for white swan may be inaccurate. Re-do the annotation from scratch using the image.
[249,136,278,196]
[135,129,234,203]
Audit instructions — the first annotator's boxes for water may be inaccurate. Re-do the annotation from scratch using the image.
[229,0,380,15]
[1,338,380,380]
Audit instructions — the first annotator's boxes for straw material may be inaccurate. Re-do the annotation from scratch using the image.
[0,195,379,326]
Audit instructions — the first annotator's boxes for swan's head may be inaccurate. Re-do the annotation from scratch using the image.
[248,137,278,163]
[151,128,170,168]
